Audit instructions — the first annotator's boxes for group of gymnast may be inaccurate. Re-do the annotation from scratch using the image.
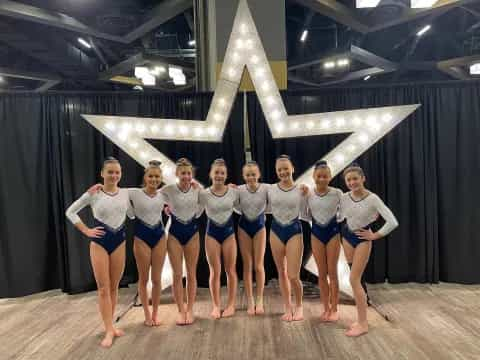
[65,154,398,347]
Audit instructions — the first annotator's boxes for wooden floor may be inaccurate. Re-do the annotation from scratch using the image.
[1,282,480,360]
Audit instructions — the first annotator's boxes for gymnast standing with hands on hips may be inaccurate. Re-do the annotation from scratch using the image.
[339,163,398,337]
[66,157,134,348]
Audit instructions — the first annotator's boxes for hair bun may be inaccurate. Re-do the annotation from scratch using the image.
[148,160,162,167]
[277,154,291,160]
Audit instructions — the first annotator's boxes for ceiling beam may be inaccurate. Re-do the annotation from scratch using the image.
[0,0,193,44]
[0,67,61,92]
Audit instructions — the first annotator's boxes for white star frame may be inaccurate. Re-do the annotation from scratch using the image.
[82,0,419,297]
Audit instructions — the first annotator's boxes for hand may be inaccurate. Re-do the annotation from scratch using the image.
[299,184,309,196]
[83,226,105,238]
[87,183,103,195]
[191,180,199,190]
[354,228,379,241]
[228,183,238,189]
[164,205,171,216]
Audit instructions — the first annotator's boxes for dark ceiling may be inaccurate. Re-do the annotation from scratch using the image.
[0,0,479,92]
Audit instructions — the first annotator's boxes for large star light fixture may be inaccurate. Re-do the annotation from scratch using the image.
[82,0,419,296]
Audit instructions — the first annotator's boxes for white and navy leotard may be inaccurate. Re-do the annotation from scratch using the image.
[236,183,269,238]
[305,187,343,244]
[338,191,399,248]
[161,183,201,246]
[267,184,307,244]
[199,187,239,244]
[128,188,166,248]
[65,189,134,254]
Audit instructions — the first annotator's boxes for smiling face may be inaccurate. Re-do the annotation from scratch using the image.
[210,163,227,186]
[344,169,365,192]
[243,164,260,187]
[144,167,162,190]
[176,164,193,186]
[101,162,121,187]
[313,166,331,189]
[275,158,294,182]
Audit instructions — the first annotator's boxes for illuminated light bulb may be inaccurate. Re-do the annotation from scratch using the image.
[251,55,260,64]
[255,67,266,78]
[179,125,189,135]
[235,39,244,49]
[335,118,346,127]
[261,82,270,92]
[271,110,281,120]
[290,122,300,130]
[228,68,237,78]
[245,39,254,50]
[163,166,173,176]
[275,122,285,133]
[232,52,240,63]
[121,123,132,132]
[218,98,227,108]
[165,124,174,135]
[207,126,218,136]
[151,125,159,133]
[358,133,369,144]
[324,61,335,69]
[306,121,314,129]
[321,120,331,129]
[194,127,204,137]
[240,23,248,34]
[353,117,362,126]
[117,131,128,142]
[347,144,357,153]
[213,113,223,122]
[334,153,345,163]
[130,141,139,149]
[265,96,276,106]
[382,113,393,123]
[135,123,146,133]
[105,122,116,131]
[140,151,148,159]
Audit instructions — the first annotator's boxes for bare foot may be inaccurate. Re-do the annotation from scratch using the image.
[100,332,114,348]
[281,311,293,322]
[247,304,255,316]
[255,304,265,315]
[327,311,339,322]
[345,322,368,337]
[113,328,124,337]
[185,310,195,325]
[152,312,162,326]
[144,319,153,327]
[210,307,221,319]
[176,312,186,325]
[320,311,330,322]
[222,306,236,318]
[292,306,304,321]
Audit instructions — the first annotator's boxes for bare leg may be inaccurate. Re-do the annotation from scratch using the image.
[184,234,199,324]
[270,233,292,321]
[108,242,126,338]
[90,243,115,348]
[311,236,329,321]
[286,235,304,321]
[238,228,255,315]
[151,236,167,326]
[326,236,340,322]
[222,235,238,318]
[205,236,222,319]
[133,238,153,326]
[167,235,186,325]
[253,228,266,315]
[344,240,372,337]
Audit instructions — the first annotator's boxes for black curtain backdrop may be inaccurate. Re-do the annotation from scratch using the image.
[0,92,244,298]
[247,81,480,285]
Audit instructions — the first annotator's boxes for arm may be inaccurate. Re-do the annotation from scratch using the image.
[65,193,105,238]
[355,195,399,240]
